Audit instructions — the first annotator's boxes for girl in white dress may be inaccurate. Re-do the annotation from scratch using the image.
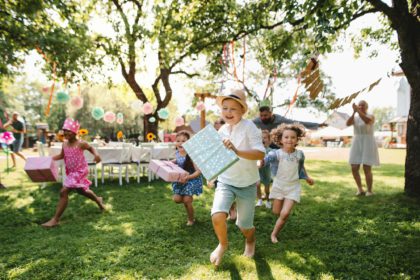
[347,100,380,196]
[265,123,314,243]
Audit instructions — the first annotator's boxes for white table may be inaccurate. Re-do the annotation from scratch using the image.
[49,146,127,164]
[131,145,175,162]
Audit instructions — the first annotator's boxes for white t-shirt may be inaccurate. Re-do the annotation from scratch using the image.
[217,119,265,187]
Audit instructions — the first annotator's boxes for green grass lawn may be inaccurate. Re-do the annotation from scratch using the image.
[0,160,419,279]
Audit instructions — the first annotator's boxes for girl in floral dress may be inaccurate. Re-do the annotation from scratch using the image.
[172,131,203,226]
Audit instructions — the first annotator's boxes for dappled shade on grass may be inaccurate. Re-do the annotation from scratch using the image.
[0,160,419,279]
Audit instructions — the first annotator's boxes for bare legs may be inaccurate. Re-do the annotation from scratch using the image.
[210,212,229,266]
[42,188,70,227]
[351,164,373,195]
[42,187,105,228]
[10,151,26,168]
[173,195,195,225]
[271,199,295,243]
[210,212,256,266]
[363,165,373,194]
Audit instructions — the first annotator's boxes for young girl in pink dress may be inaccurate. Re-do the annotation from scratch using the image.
[42,118,105,228]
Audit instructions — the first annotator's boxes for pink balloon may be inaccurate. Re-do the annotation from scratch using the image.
[116,118,124,124]
[195,101,206,111]
[143,102,153,115]
[104,111,116,123]
[70,96,84,110]
[175,116,184,127]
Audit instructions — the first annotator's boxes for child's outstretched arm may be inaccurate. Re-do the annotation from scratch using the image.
[178,163,201,184]
[302,166,314,185]
[52,148,64,161]
[81,142,101,163]
[222,139,264,160]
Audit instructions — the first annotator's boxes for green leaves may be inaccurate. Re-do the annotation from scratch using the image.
[0,0,97,80]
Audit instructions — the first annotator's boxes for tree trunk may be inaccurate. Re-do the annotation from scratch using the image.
[394,14,420,197]
[143,113,159,142]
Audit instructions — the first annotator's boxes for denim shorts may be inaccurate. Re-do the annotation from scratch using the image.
[11,137,24,153]
[211,182,257,229]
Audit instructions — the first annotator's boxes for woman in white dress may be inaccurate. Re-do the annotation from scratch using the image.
[346,100,380,196]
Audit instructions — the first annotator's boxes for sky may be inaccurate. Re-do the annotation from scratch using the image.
[21,11,402,123]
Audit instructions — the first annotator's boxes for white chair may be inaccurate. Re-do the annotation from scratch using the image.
[132,145,153,183]
[36,141,46,156]
[166,143,176,161]
[101,143,133,186]
[86,143,99,187]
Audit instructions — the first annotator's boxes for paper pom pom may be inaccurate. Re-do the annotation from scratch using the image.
[195,101,206,111]
[104,111,116,123]
[56,91,70,103]
[0,132,15,145]
[116,118,124,124]
[157,108,169,120]
[91,107,105,120]
[175,116,184,127]
[143,102,153,115]
[117,113,123,119]
[70,96,84,110]
[131,100,143,111]
[148,117,156,123]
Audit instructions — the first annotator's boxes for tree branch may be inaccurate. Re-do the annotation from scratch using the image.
[364,0,395,18]
[170,70,200,78]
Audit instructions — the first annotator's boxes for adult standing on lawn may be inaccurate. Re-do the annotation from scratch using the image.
[3,112,26,168]
[253,106,323,132]
[346,100,379,196]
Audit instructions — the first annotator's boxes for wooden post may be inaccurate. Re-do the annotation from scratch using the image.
[194,92,217,129]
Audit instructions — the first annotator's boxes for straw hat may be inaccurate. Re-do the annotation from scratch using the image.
[216,89,248,112]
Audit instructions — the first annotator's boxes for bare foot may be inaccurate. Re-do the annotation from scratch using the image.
[210,244,227,266]
[98,197,105,211]
[41,219,59,228]
[271,234,279,244]
[243,238,256,258]
[186,219,195,226]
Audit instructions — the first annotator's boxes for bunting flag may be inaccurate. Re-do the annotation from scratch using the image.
[36,46,57,117]
[300,57,324,100]
[328,76,383,110]
[284,75,301,116]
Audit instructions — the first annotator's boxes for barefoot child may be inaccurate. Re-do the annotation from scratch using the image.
[210,89,265,266]
[42,118,104,227]
[256,130,273,209]
[264,123,314,243]
[172,131,203,226]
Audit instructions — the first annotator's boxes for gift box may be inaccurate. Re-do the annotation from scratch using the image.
[149,160,189,182]
[24,156,59,182]
[182,124,239,181]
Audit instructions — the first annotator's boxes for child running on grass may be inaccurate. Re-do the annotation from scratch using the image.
[263,123,314,243]
[42,118,105,228]
[210,89,265,266]
[256,130,273,209]
[172,130,203,226]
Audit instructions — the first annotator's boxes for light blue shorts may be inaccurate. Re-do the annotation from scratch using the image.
[211,182,257,229]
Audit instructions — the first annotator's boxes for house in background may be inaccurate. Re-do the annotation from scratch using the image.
[387,71,410,147]
[325,111,350,129]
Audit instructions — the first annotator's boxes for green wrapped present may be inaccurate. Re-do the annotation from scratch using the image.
[182,124,239,181]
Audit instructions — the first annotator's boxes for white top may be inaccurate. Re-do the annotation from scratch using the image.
[349,115,380,166]
[218,119,265,187]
